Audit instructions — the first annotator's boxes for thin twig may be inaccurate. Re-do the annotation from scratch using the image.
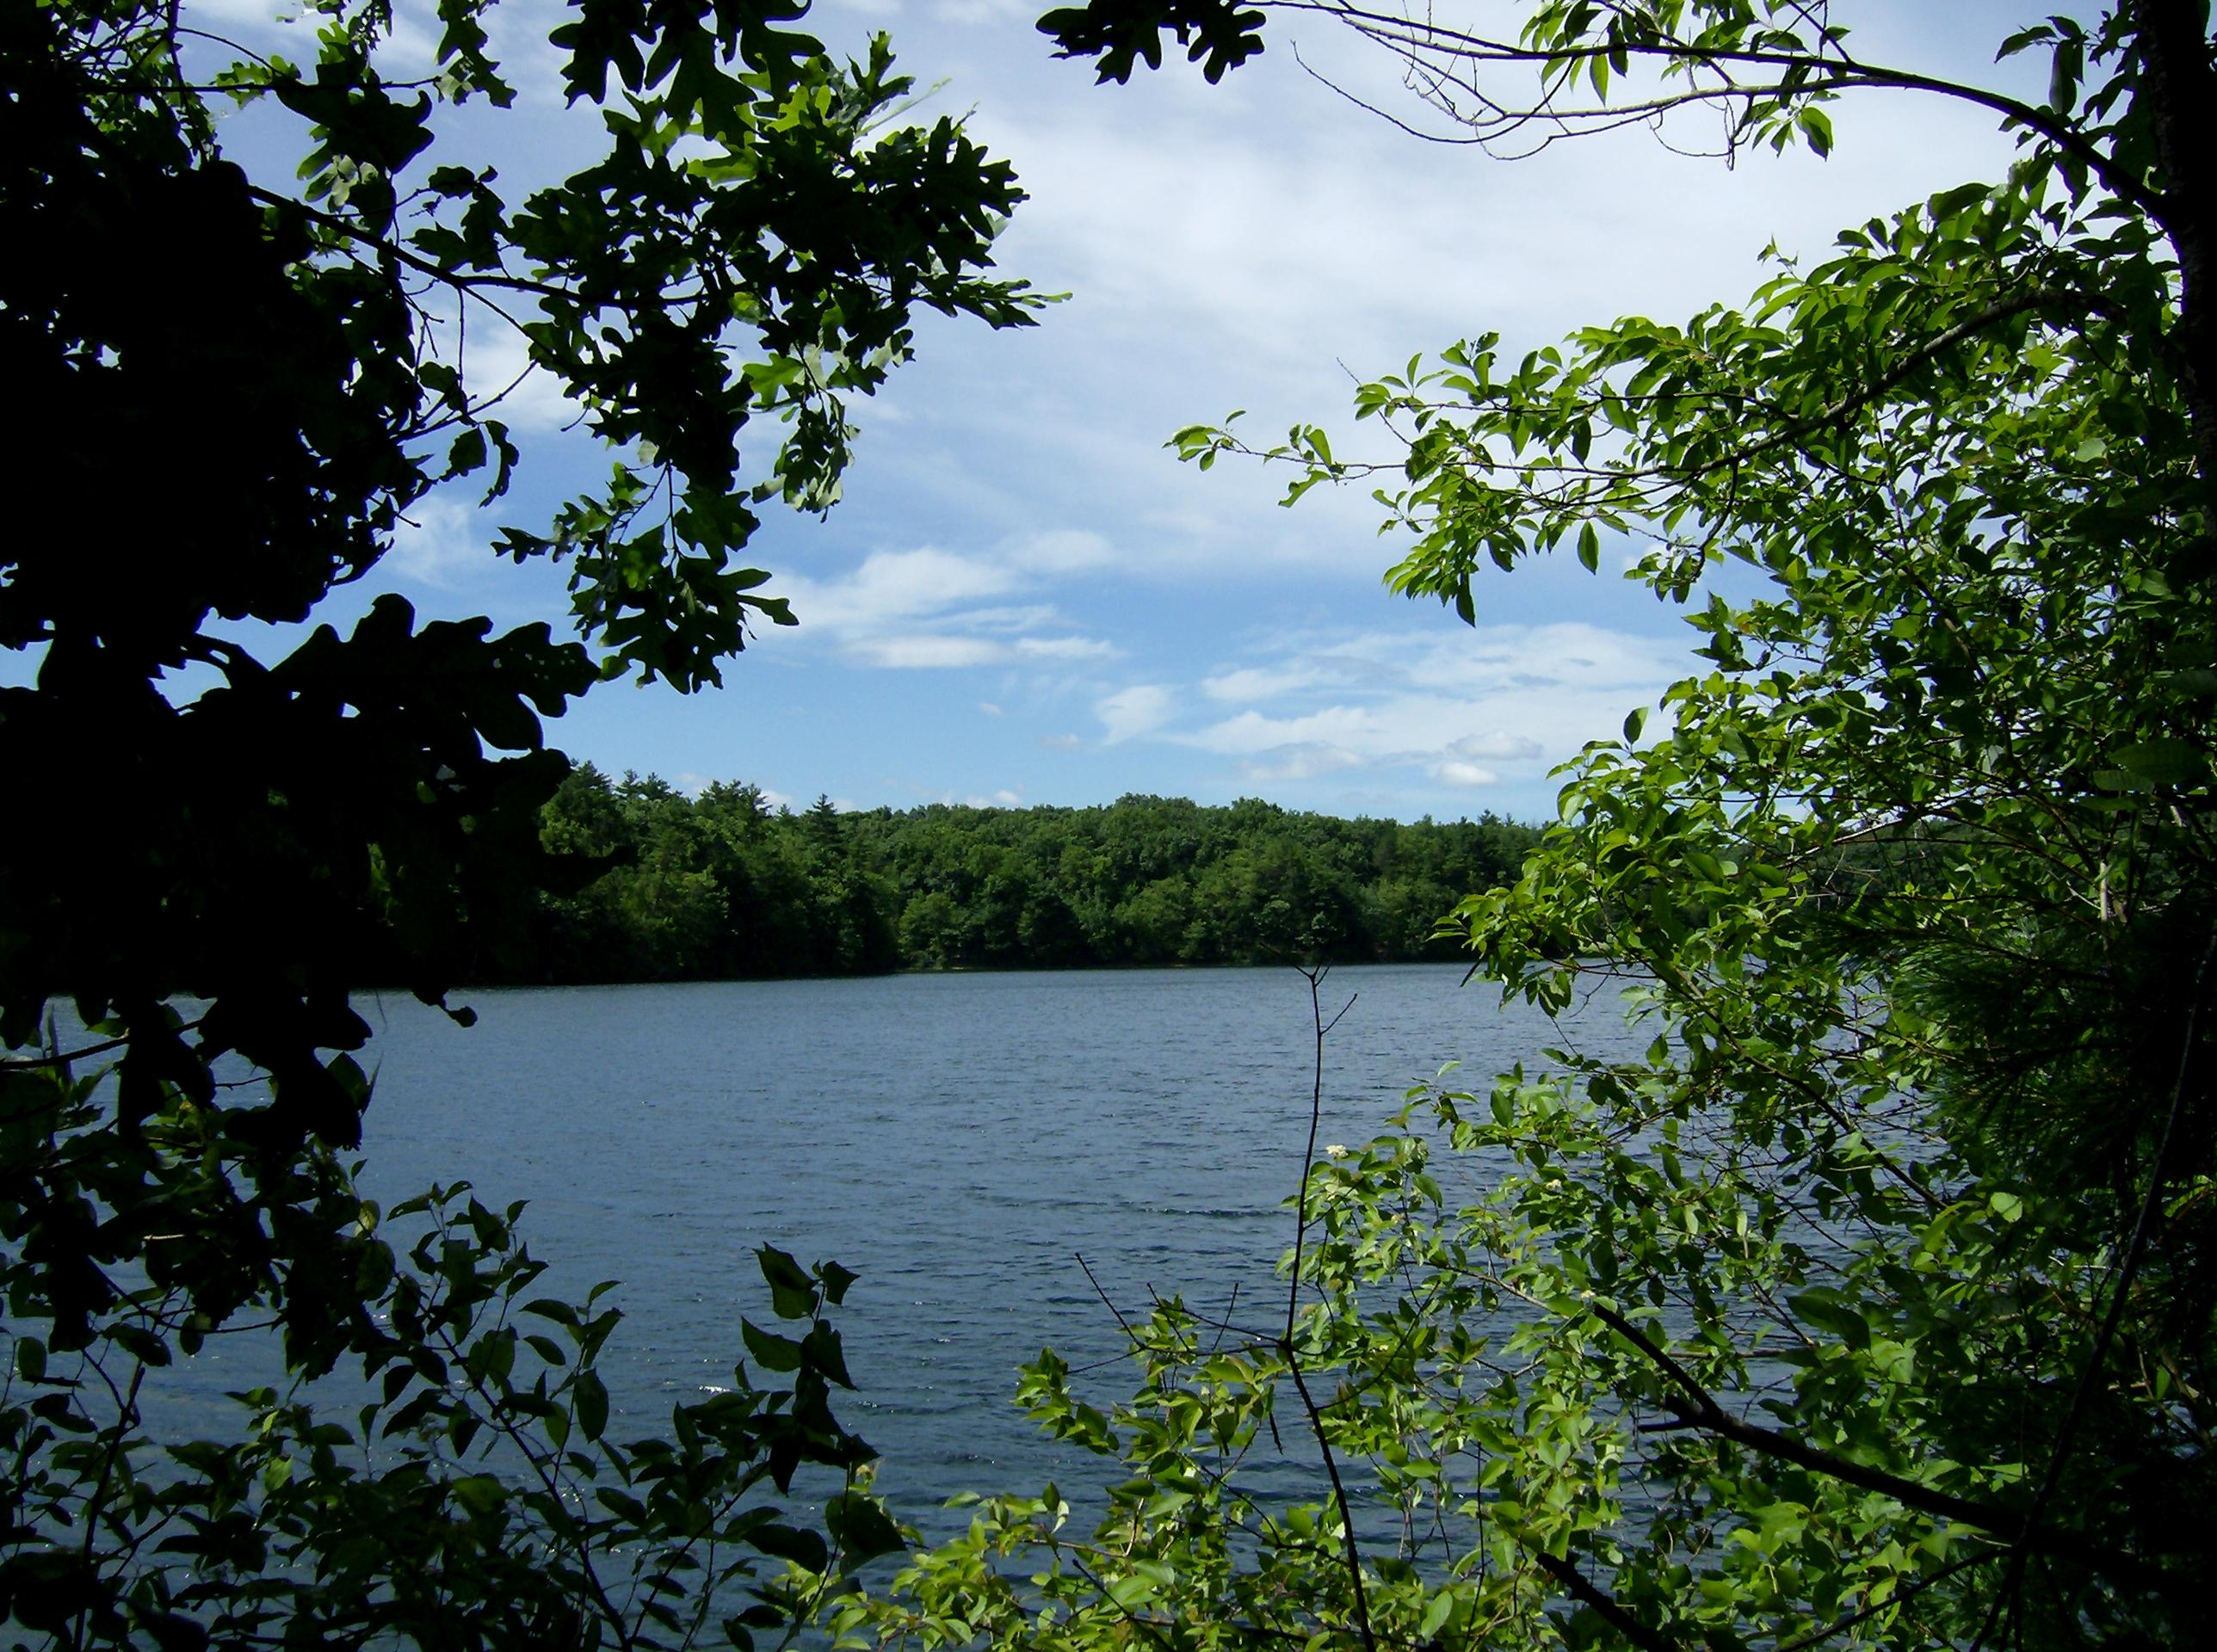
[71,1353,149,1651]
[1286,966,1356,1346]
[3,1019,202,1069]
[1075,1252,1139,1344]
[1207,1280,1241,1359]
[1277,966,1376,1652]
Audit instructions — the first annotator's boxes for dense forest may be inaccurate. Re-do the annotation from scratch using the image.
[520,764,1542,981]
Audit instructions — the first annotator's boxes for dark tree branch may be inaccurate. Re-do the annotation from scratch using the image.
[1075,1250,1140,1343]
[1530,1550,1677,1652]
[243,182,569,315]
[1582,1299,2164,1583]
[3,1030,142,1069]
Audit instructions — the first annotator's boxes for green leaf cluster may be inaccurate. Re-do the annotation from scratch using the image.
[1,1043,889,1647]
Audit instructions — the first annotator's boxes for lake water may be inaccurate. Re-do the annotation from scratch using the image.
[160,964,1650,1537]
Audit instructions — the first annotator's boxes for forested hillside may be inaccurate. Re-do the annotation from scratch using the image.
[521,765,1541,981]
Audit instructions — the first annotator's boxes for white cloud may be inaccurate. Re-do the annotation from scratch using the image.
[186,0,297,27]
[951,605,1064,634]
[374,6,440,70]
[900,27,2041,601]
[1168,620,1683,791]
[1431,761,1501,787]
[931,0,1024,22]
[798,547,1020,631]
[1202,663,1325,702]
[979,701,1004,717]
[456,324,589,435]
[1097,684,1176,744]
[386,495,485,589]
[1039,733,1083,751]
[768,535,1121,670]
[1452,730,1546,761]
[982,38,2035,388]
[848,635,1006,669]
[1016,635,1120,660]
[910,782,1030,807]
[1238,743,1367,782]
[1006,528,1117,572]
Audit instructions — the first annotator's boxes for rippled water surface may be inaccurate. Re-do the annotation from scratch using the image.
[170,965,1649,1532]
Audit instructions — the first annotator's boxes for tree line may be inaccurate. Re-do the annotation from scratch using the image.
[518,764,1543,982]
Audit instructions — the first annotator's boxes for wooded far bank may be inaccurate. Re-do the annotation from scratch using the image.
[503,764,1544,983]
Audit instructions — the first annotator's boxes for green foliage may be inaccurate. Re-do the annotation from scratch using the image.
[0,1094,886,1646]
[833,3,2217,1647]
[519,772,1542,979]
[2,0,1037,1638]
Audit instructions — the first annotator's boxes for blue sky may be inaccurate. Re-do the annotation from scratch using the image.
[177,0,2049,821]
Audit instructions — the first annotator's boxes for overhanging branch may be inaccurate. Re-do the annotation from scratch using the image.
[1531,1551,1677,1652]
[1269,1,2165,223]
[1584,1299,2163,1584]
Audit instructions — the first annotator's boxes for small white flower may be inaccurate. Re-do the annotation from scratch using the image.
[1324,1144,1350,1160]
